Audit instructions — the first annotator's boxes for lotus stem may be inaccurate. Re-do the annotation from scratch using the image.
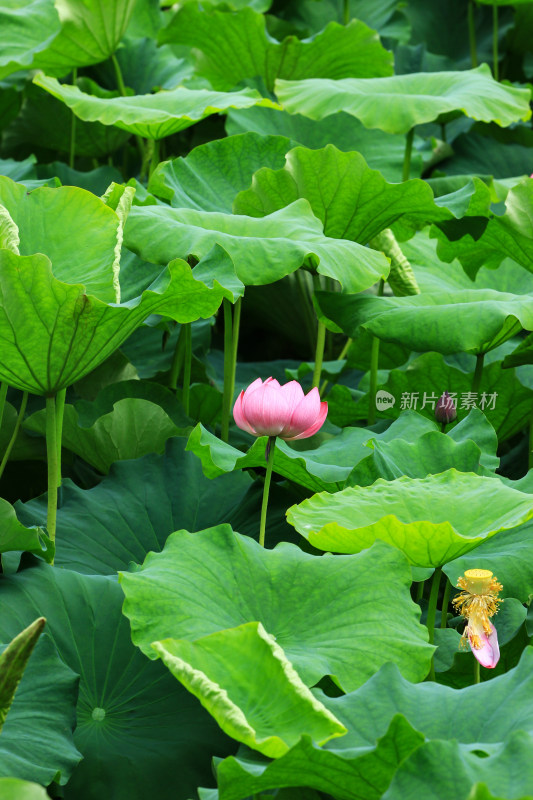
[441,421,448,433]
[46,396,58,559]
[416,580,425,602]
[474,658,481,684]
[295,270,317,357]
[529,408,533,470]
[312,312,326,391]
[69,68,77,169]
[343,0,350,25]
[368,279,384,426]
[259,436,276,547]
[320,337,352,396]
[0,383,7,432]
[149,139,160,179]
[402,128,414,182]
[426,567,442,681]
[55,388,66,489]
[182,323,192,418]
[468,0,478,68]
[112,52,146,177]
[471,352,485,395]
[0,391,28,482]
[221,299,236,442]
[440,577,452,628]
[169,327,184,392]
[493,1,499,81]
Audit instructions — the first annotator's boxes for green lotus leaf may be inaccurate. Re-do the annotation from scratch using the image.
[4,83,130,160]
[24,399,188,474]
[0,779,50,800]
[384,734,533,800]
[316,287,533,356]
[275,65,531,134]
[186,412,438,492]
[347,430,491,487]
[0,250,229,395]
[160,5,393,92]
[0,618,46,732]
[0,0,61,80]
[226,106,418,182]
[0,561,234,800]
[125,199,389,293]
[216,715,424,800]
[0,175,124,302]
[120,526,433,692]
[32,0,136,73]
[444,517,533,603]
[34,74,279,140]
[0,498,53,563]
[435,180,533,279]
[149,132,292,212]
[233,144,454,241]
[154,622,346,758]
[0,633,80,784]
[16,438,252,575]
[352,352,533,442]
[287,470,533,567]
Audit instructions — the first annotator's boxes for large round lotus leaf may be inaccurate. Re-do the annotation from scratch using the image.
[16,438,252,575]
[124,199,389,293]
[233,144,451,242]
[0,498,53,563]
[32,0,136,73]
[160,5,393,92]
[275,65,531,134]
[0,634,80,785]
[0,779,50,800]
[316,288,533,355]
[153,622,346,758]
[149,132,292,212]
[0,561,234,800]
[0,175,121,302]
[436,180,533,279]
[286,470,533,567]
[33,74,278,140]
[120,525,433,692]
[217,647,533,800]
[0,250,227,395]
[0,0,61,80]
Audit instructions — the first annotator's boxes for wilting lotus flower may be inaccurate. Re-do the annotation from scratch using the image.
[452,568,502,669]
[233,377,328,440]
[435,391,457,425]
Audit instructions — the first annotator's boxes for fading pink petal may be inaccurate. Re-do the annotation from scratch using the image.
[468,621,500,669]
[242,382,292,436]
[285,400,328,440]
[233,390,257,435]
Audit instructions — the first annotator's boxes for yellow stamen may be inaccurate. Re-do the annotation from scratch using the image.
[452,568,503,649]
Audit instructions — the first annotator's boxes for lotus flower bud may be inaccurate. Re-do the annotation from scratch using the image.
[452,569,502,669]
[435,391,457,424]
[233,377,328,440]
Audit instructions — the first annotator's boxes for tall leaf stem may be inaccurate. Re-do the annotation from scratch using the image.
[493,1,499,80]
[468,0,478,68]
[440,577,451,628]
[259,436,276,547]
[343,0,350,24]
[182,323,192,418]
[46,396,58,558]
[0,391,28,481]
[55,388,66,488]
[474,658,480,684]
[426,567,442,681]
[149,138,160,178]
[112,52,146,174]
[312,276,327,389]
[529,408,533,470]
[368,279,384,426]
[69,68,77,169]
[320,337,352,396]
[0,383,7,432]
[402,128,414,182]
[221,299,235,443]
[471,352,485,395]
[169,328,184,392]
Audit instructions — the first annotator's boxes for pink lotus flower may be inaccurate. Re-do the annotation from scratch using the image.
[233,377,328,440]
[465,618,500,669]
